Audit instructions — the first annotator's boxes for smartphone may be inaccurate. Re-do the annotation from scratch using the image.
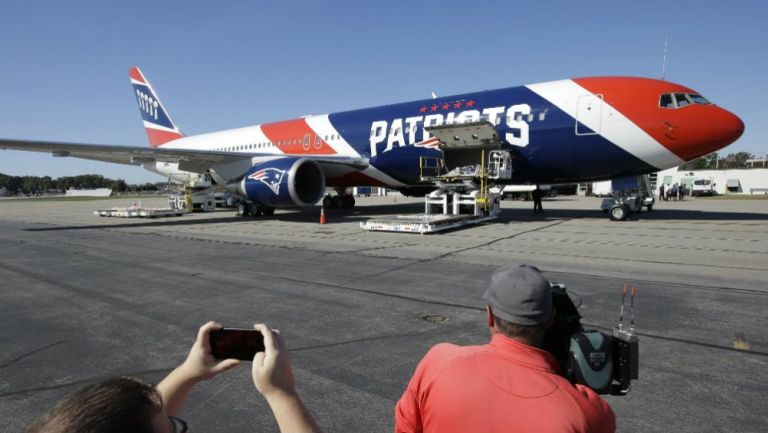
[210,328,265,361]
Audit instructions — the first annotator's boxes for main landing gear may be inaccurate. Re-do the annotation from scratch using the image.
[236,201,275,217]
[322,191,356,209]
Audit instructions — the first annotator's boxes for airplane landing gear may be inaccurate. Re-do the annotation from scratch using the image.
[322,193,355,209]
[236,200,275,217]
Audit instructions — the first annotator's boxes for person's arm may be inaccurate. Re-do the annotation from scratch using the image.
[574,384,616,433]
[252,324,322,433]
[156,322,240,416]
[394,387,422,433]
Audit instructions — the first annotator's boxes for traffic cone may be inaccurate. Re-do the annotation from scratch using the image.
[319,207,326,224]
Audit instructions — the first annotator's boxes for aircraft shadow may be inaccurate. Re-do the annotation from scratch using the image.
[496,207,768,222]
[21,200,766,232]
[22,202,426,231]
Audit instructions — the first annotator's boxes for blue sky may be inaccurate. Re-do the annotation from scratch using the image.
[1,0,766,183]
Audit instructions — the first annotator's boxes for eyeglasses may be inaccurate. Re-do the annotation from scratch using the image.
[168,416,188,433]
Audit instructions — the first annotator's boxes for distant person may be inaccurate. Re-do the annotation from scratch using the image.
[671,184,678,201]
[26,322,322,433]
[659,184,666,201]
[532,186,544,213]
[395,264,615,433]
[679,184,686,201]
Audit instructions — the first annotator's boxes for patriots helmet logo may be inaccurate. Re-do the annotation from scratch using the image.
[248,168,286,195]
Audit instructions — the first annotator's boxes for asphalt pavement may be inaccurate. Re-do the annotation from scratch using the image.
[1,194,766,433]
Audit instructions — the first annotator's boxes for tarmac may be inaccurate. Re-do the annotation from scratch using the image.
[1,194,766,433]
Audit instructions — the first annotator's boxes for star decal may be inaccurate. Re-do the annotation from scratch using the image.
[453,101,463,109]
[430,104,438,112]
[419,106,427,113]
[466,99,475,107]
[442,103,450,111]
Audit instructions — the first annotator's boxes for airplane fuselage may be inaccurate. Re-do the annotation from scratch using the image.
[152,76,743,189]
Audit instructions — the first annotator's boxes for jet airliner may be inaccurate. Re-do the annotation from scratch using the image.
[0,67,743,215]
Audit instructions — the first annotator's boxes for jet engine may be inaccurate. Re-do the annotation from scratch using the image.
[237,157,325,207]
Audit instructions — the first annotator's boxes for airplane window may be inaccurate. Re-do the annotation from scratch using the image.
[659,94,675,108]
[674,93,691,108]
[689,94,711,105]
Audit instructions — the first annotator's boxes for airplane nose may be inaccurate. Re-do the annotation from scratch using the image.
[665,106,745,161]
[716,109,745,145]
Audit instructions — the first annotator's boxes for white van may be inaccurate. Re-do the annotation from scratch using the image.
[691,178,716,196]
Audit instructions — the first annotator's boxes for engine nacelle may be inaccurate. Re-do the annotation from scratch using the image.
[238,157,325,208]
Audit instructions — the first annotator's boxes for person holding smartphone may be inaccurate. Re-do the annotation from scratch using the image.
[25,322,322,433]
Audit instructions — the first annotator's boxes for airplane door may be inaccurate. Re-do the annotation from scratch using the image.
[575,94,603,135]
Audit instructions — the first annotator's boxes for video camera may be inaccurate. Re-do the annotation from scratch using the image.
[542,283,639,395]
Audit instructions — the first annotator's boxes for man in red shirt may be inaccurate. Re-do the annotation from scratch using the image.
[395,264,615,433]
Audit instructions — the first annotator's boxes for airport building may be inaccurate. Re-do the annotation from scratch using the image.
[655,167,768,195]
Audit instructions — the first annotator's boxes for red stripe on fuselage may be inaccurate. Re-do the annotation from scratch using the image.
[260,119,337,155]
[147,128,184,147]
[573,77,741,161]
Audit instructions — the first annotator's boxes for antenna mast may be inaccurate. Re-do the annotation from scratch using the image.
[661,35,669,80]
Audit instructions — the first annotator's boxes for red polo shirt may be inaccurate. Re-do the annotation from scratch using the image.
[395,334,615,433]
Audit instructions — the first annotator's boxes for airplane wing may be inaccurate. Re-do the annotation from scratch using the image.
[0,138,248,167]
[0,138,369,179]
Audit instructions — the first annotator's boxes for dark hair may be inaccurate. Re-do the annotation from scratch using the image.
[493,314,547,345]
[26,377,162,433]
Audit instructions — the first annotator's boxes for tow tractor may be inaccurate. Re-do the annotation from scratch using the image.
[361,121,511,234]
[600,175,655,221]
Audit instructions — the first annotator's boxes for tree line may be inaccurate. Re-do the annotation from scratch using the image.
[0,173,163,195]
[680,151,761,170]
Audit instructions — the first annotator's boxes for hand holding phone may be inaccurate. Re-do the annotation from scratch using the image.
[210,328,266,361]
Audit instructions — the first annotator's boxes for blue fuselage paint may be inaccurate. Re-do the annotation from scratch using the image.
[327,85,656,185]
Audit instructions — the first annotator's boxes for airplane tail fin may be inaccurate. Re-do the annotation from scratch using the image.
[129,67,184,147]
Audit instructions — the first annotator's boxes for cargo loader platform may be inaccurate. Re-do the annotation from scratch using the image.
[95,206,186,218]
[361,189,500,234]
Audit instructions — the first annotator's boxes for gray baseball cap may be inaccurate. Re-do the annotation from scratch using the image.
[483,264,552,325]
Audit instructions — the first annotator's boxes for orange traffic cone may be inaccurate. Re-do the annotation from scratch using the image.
[319,207,326,224]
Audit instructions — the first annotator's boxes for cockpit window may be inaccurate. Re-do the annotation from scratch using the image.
[674,93,691,107]
[689,94,711,105]
[659,92,711,109]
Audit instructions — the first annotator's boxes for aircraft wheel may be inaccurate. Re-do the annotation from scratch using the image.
[609,204,628,221]
[322,195,333,208]
[333,195,345,208]
[262,207,275,216]
[237,202,250,217]
[248,202,263,217]
[343,195,355,208]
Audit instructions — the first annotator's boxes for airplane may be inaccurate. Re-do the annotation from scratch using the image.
[0,67,743,216]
